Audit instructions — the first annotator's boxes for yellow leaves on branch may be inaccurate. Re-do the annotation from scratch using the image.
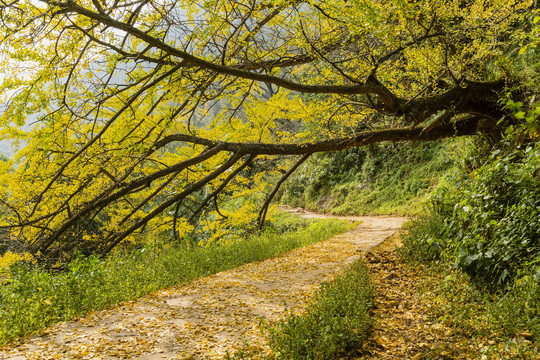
[0,251,33,274]
[0,0,531,255]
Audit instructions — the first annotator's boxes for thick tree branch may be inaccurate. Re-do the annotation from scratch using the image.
[154,116,499,156]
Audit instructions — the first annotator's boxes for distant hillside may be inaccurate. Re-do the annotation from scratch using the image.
[279,139,457,216]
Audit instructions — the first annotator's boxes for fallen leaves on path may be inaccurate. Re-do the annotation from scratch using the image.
[357,234,456,359]
[356,234,533,360]
[0,216,404,360]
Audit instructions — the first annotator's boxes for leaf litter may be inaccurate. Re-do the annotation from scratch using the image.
[0,213,405,359]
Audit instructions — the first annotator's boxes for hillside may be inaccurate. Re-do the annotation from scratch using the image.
[280,139,457,216]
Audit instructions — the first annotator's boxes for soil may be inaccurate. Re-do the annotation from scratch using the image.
[0,209,406,360]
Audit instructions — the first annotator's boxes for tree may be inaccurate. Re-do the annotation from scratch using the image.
[0,0,535,261]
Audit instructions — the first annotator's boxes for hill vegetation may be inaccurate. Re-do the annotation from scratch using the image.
[399,132,540,355]
[280,140,456,215]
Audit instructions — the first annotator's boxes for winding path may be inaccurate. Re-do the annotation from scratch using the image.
[0,211,405,360]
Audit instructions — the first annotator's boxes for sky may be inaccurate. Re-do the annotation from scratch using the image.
[0,72,13,157]
[0,141,13,157]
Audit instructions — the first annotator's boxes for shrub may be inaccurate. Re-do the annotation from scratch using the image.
[398,211,445,263]
[442,145,538,286]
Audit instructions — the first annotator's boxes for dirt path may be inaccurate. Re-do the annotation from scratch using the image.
[0,211,405,360]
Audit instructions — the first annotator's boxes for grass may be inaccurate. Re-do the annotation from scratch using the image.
[281,140,455,216]
[229,259,374,360]
[412,265,540,359]
[0,212,353,345]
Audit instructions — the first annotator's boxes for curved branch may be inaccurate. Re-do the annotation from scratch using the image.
[375,32,444,68]
[28,61,185,219]
[154,115,496,156]
[35,143,225,254]
[257,153,311,230]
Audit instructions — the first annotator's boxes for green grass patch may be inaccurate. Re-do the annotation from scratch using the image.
[230,260,374,359]
[0,212,353,345]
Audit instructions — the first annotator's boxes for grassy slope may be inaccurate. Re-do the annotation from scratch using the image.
[280,140,456,216]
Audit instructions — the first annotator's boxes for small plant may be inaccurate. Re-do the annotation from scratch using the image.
[398,211,445,263]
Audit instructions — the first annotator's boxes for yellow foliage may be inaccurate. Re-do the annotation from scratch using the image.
[0,251,33,273]
[0,0,531,257]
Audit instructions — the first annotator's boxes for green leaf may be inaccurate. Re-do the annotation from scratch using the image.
[514,111,526,120]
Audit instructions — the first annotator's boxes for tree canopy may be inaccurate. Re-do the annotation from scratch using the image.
[0,0,536,261]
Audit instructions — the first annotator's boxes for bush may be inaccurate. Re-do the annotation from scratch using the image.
[402,138,540,288]
[444,145,538,286]
[400,119,540,352]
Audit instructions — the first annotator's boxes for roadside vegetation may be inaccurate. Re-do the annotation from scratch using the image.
[398,98,540,357]
[0,213,353,345]
[280,140,455,216]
